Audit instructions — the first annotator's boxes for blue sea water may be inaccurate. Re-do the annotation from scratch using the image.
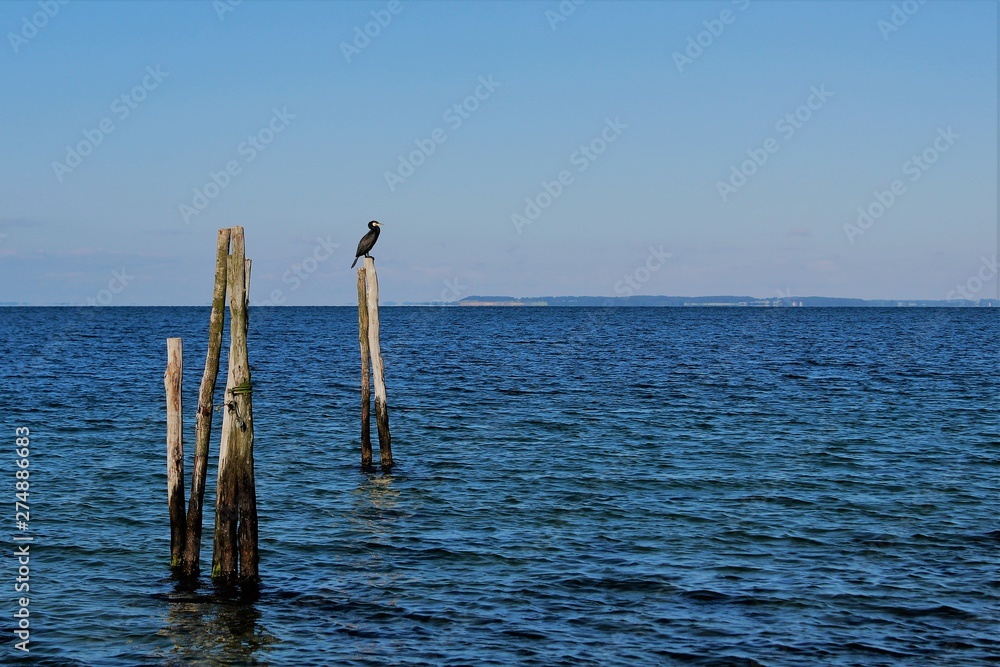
[1,306,998,666]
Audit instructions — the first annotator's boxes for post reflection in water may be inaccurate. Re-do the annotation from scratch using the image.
[350,470,406,586]
[156,581,276,666]
[337,470,412,657]
[353,471,403,533]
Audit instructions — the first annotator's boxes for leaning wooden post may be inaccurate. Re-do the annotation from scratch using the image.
[363,257,392,468]
[357,267,373,468]
[212,226,258,584]
[165,337,186,569]
[182,227,230,576]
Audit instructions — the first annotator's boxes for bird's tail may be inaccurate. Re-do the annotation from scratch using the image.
[351,256,359,268]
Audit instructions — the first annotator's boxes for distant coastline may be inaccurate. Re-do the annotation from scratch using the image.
[417,295,999,308]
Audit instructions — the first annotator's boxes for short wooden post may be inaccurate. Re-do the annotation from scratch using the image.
[357,268,373,468]
[363,257,392,468]
[182,227,230,576]
[165,337,186,568]
[212,226,258,584]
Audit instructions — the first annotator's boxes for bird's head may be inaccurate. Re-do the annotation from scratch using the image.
[369,220,383,229]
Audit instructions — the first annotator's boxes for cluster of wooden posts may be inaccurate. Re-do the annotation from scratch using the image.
[164,227,392,583]
[165,226,257,584]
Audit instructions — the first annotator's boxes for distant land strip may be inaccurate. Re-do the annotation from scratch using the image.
[408,295,999,307]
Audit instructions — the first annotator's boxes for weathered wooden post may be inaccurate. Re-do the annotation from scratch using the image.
[362,256,392,468]
[357,268,373,468]
[212,226,259,584]
[182,227,230,576]
[165,337,186,568]
[235,252,259,584]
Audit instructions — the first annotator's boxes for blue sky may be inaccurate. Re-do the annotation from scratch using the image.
[1,0,996,305]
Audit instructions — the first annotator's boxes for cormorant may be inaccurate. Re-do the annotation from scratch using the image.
[351,220,383,268]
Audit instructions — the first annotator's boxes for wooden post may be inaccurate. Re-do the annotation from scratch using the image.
[182,227,230,576]
[165,337,186,568]
[235,255,259,583]
[212,227,258,584]
[363,257,392,468]
[357,268,373,468]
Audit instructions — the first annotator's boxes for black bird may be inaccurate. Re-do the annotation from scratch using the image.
[351,220,383,268]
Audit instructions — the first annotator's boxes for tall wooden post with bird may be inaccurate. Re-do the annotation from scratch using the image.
[352,221,392,469]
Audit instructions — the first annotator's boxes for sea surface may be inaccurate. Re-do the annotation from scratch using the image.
[1,306,998,666]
